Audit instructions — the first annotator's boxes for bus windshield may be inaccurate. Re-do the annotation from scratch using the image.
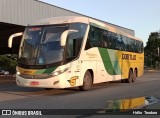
[19,23,87,66]
[19,25,68,66]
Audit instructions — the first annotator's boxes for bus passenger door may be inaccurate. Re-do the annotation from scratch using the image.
[65,37,82,86]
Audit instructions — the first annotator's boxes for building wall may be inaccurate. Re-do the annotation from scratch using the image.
[0,0,81,26]
[0,0,134,35]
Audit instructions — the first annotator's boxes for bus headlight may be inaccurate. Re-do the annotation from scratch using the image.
[51,67,69,77]
[16,67,21,75]
[17,71,20,75]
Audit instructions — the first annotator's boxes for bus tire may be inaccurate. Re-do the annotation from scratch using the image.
[126,69,133,83]
[79,71,92,91]
[132,69,137,82]
[121,79,126,83]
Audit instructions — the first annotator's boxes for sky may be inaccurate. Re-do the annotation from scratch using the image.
[41,0,160,46]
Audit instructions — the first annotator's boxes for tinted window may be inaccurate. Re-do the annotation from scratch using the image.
[89,26,101,47]
[66,23,87,62]
[85,25,143,53]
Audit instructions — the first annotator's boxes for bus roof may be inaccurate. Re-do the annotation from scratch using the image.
[28,16,89,26]
[28,16,143,42]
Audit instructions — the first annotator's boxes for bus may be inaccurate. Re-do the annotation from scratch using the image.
[8,16,144,90]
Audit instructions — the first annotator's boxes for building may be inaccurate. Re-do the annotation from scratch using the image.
[0,0,134,54]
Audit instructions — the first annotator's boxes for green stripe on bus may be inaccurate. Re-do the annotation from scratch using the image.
[112,60,121,75]
[43,67,57,74]
[35,69,46,74]
[108,50,121,75]
[98,48,117,75]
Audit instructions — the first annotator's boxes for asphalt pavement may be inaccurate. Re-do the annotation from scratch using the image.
[0,70,160,118]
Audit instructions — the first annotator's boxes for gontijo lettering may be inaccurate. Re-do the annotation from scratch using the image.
[122,54,136,60]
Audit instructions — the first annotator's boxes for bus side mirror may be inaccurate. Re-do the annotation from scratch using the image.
[8,32,23,48]
[60,29,78,47]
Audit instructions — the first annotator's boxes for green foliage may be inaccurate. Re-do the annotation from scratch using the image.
[0,55,17,73]
[144,32,160,68]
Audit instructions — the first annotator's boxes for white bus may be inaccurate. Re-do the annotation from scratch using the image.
[8,16,144,90]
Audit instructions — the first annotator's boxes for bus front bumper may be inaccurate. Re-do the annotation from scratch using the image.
[16,74,66,89]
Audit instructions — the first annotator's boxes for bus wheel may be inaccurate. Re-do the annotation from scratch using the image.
[132,70,137,82]
[79,71,92,91]
[126,69,133,83]
[121,79,126,83]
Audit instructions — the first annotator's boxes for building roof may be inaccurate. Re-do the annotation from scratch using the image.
[0,0,134,36]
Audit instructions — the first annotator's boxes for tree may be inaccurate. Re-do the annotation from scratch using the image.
[0,55,17,74]
[144,32,160,68]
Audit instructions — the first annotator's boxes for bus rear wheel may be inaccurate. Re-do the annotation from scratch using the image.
[132,69,137,82]
[126,69,133,83]
[79,71,92,91]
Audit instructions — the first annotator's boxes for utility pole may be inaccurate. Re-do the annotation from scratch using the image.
[158,47,160,69]
[158,47,159,57]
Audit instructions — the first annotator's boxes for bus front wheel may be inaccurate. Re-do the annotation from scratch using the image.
[79,71,92,91]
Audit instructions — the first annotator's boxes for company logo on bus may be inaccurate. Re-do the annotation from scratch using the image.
[122,54,136,60]
[68,76,79,86]
[86,52,97,58]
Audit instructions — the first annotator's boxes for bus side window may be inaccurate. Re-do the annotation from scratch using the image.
[85,38,92,50]
[66,37,83,61]
[85,26,102,50]
[121,36,127,51]
[66,38,74,58]
[90,26,100,47]
[138,41,143,53]
[74,38,82,56]
[102,30,109,48]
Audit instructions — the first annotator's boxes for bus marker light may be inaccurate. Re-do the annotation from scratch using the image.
[30,81,39,86]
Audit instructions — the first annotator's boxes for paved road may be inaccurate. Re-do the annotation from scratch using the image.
[0,71,160,118]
